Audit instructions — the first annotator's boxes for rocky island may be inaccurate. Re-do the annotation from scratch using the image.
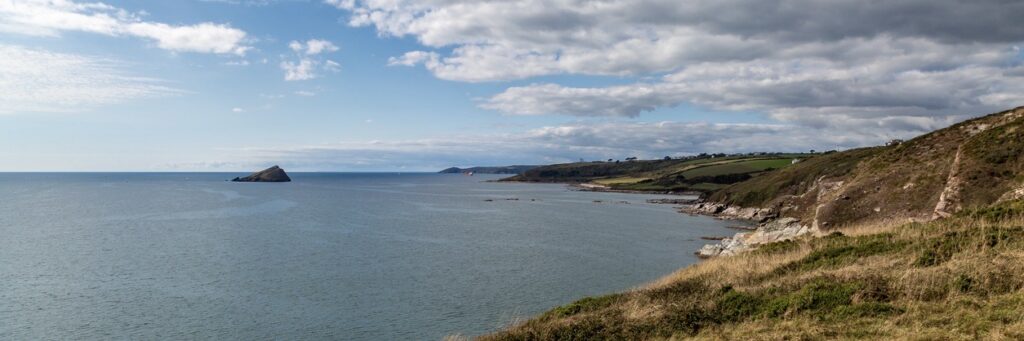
[231,165,292,182]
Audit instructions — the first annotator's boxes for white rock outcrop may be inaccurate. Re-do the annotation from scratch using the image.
[696,217,813,258]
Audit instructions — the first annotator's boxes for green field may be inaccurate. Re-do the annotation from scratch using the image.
[591,176,650,185]
[503,154,813,194]
[608,156,806,193]
[676,158,795,178]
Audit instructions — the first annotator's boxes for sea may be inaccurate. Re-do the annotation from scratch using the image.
[0,173,737,340]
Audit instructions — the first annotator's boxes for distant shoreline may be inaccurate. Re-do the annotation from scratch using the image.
[497,178,704,197]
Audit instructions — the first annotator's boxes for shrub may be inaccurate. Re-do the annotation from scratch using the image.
[544,294,621,319]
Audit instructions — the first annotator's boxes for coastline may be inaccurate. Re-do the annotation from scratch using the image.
[504,178,814,258]
[501,178,813,257]
[565,180,816,258]
[498,178,704,196]
[477,179,820,336]
[568,182,704,196]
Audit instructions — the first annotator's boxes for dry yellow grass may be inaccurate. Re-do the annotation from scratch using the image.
[482,205,1024,340]
[592,177,651,185]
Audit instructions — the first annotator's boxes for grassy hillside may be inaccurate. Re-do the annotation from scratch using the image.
[504,154,810,194]
[484,201,1024,340]
[709,106,1024,228]
[483,106,1024,340]
[707,148,882,207]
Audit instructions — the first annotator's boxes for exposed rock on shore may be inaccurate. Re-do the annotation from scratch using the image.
[697,217,813,257]
[678,202,776,222]
[646,198,699,205]
[678,202,815,257]
[231,165,292,182]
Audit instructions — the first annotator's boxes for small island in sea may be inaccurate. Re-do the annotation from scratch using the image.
[231,165,292,182]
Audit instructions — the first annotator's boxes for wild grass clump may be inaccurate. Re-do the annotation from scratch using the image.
[749,239,799,256]
[959,200,1024,222]
[766,232,907,278]
[914,226,1024,267]
[542,294,622,319]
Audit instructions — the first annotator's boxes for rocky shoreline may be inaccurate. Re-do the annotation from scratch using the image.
[678,202,817,257]
[510,180,817,258]
[569,183,703,196]
[569,184,818,258]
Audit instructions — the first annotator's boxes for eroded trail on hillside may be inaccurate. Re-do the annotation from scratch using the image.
[932,145,964,219]
[811,176,844,230]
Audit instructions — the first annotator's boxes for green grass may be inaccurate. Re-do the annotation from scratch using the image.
[677,158,795,178]
[708,147,882,208]
[770,232,908,276]
[715,277,901,321]
[959,199,1024,222]
[543,294,622,319]
[503,155,814,194]
[591,177,649,185]
[608,157,805,193]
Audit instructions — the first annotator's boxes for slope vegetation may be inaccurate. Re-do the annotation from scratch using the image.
[709,106,1024,228]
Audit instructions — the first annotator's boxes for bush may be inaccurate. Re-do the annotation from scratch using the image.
[544,294,621,319]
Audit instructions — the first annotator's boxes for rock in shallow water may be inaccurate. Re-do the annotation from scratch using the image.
[231,165,291,182]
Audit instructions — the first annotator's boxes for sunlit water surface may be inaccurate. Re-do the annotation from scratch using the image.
[0,173,736,339]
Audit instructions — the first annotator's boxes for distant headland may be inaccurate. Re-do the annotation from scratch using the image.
[438,165,538,175]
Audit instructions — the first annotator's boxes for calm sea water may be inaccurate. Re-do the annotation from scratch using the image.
[0,173,735,340]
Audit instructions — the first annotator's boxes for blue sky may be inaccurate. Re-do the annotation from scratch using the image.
[1,0,1022,171]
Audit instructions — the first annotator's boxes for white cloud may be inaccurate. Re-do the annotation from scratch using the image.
[330,0,1024,80]
[388,51,438,67]
[305,39,338,55]
[0,0,250,55]
[294,90,317,96]
[280,39,341,81]
[324,59,341,71]
[483,42,1024,132]
[289,39,338,55]
[232,107,245,113]
[0,44,177,113]
[483,83,685,118]
[126,22,250,55]
[328,0,1024,141]
[199,0,282,6]
[280,58,318,81]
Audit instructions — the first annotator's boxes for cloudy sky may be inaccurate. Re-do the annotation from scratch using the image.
[2,0,1023,171]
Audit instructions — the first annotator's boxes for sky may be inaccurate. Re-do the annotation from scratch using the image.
[1,0,1023,171]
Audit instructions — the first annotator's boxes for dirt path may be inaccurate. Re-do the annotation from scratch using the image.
[933,145,964,219]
